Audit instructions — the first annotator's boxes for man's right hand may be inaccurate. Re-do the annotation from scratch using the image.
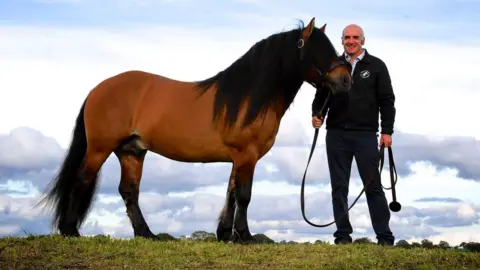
[312,116,324,129]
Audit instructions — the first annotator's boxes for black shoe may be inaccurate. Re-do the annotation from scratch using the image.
[334,237,352,245]
[377,239,394,246]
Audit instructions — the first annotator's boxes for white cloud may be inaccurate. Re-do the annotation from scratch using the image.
[0,127,63,169]
[0,25,252,148]
[393,162,480,206]
[457,204,477,220]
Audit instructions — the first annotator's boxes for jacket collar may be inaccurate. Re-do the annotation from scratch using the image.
[340,49,372,64]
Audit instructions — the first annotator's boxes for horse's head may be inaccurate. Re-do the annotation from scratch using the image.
[298,17,352,95]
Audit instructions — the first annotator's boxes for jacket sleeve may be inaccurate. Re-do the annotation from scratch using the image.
[376,60,396,135]
[311,88,331,117]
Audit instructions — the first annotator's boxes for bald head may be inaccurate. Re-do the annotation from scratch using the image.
[342,24,364,39]
[341,24,365,57]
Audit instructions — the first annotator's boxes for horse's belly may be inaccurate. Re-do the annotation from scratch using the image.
[145,122,231,163]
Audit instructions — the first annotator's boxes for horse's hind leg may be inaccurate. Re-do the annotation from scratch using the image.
[114,135,157,239]
[216,166,236,242]
[60,148,110,236]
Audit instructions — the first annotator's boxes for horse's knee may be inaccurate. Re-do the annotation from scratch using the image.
[235,194,251,208]
[234,178,252,208]
[230,148,257,208]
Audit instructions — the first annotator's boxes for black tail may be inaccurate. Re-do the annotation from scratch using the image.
[37,98,97,232]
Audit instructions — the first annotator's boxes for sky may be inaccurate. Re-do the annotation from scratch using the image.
[1,0,480,246]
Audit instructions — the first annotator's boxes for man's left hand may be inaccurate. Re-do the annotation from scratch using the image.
[379,134,392,147]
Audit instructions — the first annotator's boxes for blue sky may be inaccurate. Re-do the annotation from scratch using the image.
[0,0,479,245]
[1,0,478,42]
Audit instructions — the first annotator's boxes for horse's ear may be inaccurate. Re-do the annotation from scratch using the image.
[302,17,315,40]
[320,23,326,33]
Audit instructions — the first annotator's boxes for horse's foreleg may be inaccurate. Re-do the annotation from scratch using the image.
[115,137,157,240]
[231,157,257,243]
[216,166,236,242]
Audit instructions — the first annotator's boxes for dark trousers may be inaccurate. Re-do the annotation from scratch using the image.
[326,129,394,242]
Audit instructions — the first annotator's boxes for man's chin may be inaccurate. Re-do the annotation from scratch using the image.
[346,48,357,55]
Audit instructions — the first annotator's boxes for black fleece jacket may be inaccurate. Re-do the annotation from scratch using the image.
[312,50,396,135]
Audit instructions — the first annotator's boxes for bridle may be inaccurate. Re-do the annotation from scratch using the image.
[296,34,401,228]
[297,36,348,90]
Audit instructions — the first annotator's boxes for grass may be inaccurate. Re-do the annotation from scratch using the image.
[1,235,479,269]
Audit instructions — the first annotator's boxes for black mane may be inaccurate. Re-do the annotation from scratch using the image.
[195,20,338,128]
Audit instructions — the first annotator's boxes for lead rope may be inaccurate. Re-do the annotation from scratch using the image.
[299,95,400,227]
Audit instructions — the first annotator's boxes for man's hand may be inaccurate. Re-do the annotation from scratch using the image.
[312,116,324,129]
[379,134,392,147]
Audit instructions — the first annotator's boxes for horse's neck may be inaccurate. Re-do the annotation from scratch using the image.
[271,87,300,119]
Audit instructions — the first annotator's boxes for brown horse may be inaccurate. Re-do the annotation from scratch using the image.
[38,17,352,243]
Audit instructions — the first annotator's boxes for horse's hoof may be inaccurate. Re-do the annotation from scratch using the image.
[59,228,81,238]
[216,227,233,243]
[230,229,256,244]
[240,237,257,245]
[135,231,160,241]
[150,235,161,241]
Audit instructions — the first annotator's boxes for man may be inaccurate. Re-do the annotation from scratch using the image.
[311,24,396,246]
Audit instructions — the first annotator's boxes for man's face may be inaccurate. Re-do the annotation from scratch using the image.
[342,26,364,56]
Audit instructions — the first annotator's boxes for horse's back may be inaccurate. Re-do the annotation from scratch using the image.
[85,69,195,123]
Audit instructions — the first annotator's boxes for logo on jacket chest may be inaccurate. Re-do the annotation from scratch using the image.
[359,70,370,79]
[360,70,370,79]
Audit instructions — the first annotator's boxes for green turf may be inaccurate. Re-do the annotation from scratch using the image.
[1,235,479,269]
